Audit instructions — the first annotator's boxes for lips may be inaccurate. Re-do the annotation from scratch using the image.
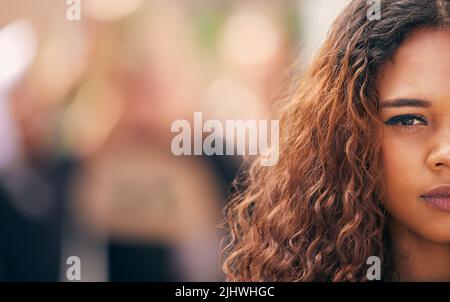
[420,185,450,212]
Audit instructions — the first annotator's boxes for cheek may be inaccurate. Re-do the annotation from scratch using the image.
[381,135,424,224]
[382,135,423,198]
[381,133,450,243]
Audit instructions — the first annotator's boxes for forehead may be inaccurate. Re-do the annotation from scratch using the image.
[377,28,450,102]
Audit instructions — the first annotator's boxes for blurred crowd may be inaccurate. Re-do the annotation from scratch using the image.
[0,0,347,281]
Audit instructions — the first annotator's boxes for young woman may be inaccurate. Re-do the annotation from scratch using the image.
[221,0,450,281]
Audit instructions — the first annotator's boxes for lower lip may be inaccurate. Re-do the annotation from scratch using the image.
[421,196,450,212]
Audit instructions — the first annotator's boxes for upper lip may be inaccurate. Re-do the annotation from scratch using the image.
[420,185,450,199]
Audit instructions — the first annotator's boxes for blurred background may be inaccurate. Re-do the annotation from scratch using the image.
[0,0,349,281]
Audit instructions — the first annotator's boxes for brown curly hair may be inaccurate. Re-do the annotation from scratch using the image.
[221,0,450,281]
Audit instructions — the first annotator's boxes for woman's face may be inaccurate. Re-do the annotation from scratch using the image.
[378,28,450,244]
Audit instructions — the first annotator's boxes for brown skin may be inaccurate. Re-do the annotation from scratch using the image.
[378,28,450,281]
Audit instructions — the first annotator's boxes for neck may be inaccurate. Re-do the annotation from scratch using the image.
[388,219,450,281]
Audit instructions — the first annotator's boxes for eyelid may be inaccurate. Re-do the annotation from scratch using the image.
[383,114,428,126]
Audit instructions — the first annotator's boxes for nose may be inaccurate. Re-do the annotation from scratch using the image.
[426,141,450,172]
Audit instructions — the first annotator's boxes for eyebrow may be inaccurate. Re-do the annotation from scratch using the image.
[380,98,432,108]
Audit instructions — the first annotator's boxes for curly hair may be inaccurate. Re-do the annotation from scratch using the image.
[221,0,450,281]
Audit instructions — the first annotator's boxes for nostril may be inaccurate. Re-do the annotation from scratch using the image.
[435,162,449,168]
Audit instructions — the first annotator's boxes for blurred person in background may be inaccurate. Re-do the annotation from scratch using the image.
[0,14,82,281]
[0,0,297,281]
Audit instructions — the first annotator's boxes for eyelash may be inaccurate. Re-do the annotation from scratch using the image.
[383,114,428,129]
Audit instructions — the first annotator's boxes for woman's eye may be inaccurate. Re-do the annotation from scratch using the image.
[384,114,428,127]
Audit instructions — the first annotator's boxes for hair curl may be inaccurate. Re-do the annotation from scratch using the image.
[221,0,450,281]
